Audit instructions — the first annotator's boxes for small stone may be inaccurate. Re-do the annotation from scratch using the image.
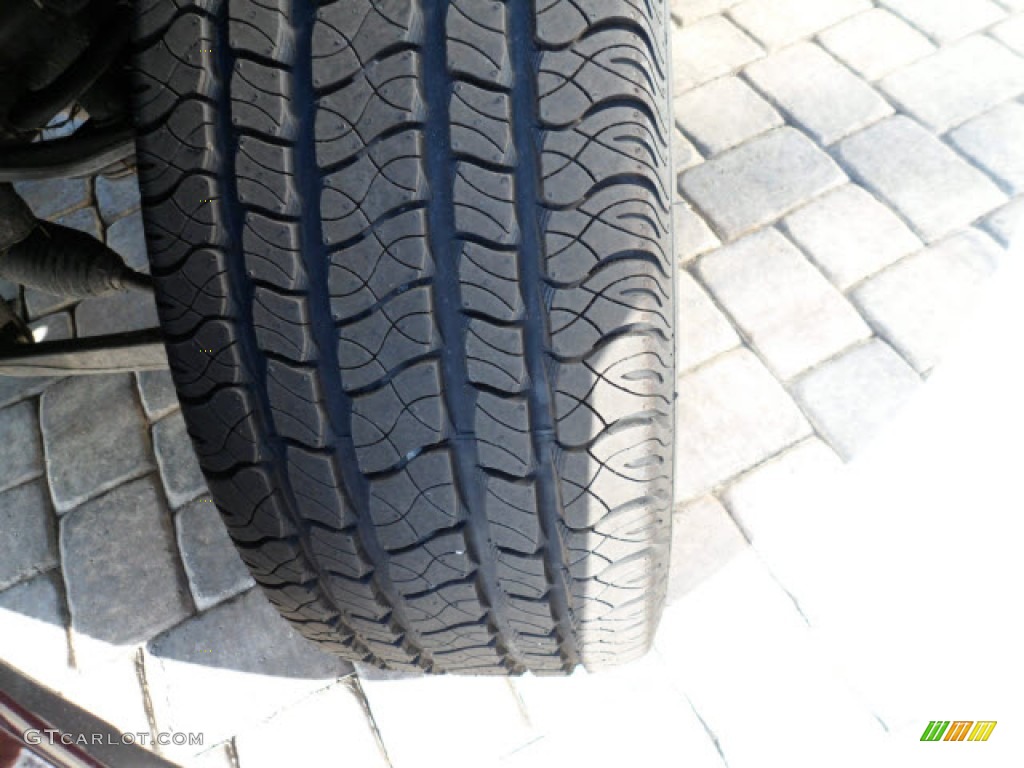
[879,0,1005,42]
[793,339,921,459]
[153,411,206,509]
[176,499,254,611]
[0,480,57,591]
[745,43,893,144]
[836,116,1005,242]
[41,374,154,512]
[668,495,748,602]
[673,76,782,155]
[0,400,44,494]
[677,270,741,372]
[681,127,846,240]
[852,230,1002,372]
[819,8,936,81]
[62,476,192,655]
[674,348,811,501]
[671,16,764,94]
[782,185,922,289]
[13,178,89,220]
[879,36,1024,133]
[95,174,142,225]
[949,102,1024,194]
[698,229,871,378]
[136,370,180,422]
[730,0,870,50]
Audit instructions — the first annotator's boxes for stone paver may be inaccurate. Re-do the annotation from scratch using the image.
[175,499,254,611]
[0,481,57,591]
[55,207,102,241]
[41,374,153,512]
[745,43,893,144]
[95,174,142,225]
[793,340,922,459]
[698,229,871,379]
[673,129,704,177]
[674,203,721,263]
[61,476,192,656]
[668,495,749,601]
[782,185,922,289]
[671,0,742,25]
[0,572,71,691]
[880,36,1024,132]
[836,115,1006,242]
[671,15,764,94]
[818,8,936,81]
[729,0,871,50]
[0,400,43,494]
[233,683,388,768]
[13,178,89,220]
[105,210,149,272]
[949,102,1024,193]
[984,197,1024,245]
[852,230,1003,371]
[879,0,1006,42]
[674,348,811,501]
[136,370,180,421]
[677,271,741,372]
[673,76,782,154]
[75,290,159,337]
[144,588,352,755]
[153,410,206,508]
[30,310,73,343]
[993,13,1024,54]
[681,127,846,239]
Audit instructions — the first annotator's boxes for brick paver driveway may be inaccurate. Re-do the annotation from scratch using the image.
[2,1,1023,765]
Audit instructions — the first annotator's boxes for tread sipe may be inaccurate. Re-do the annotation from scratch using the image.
[129,0,675,674]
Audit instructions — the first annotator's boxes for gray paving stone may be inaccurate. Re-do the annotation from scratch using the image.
[730,0,871,50]
[819,8,936,81]
[62,476,191,653]
[0,400,44,494]
[671,16,764,94]
[673,76,782,155]
[949,102,1024,194]
[13,178,89,220]
[674,348,811,501]
[672,129,703,178]
[879,36,1024,133]
[95,174,142,225]
[41,374,154,512]
[0,480,57,591]
[698,229,871,378]
[836,116,1006,242]
[153,410,206,509]
[29,310,73,343]
[793,339,922,459]
[681,127,846,240]
[852,230,1003,372]
[25,290,77,320]
[677,270,741,372]
[144,589,352,752]
[136,370,180,422]
[233,682,388,768]
[721,438,843,542]
[782,185,923,289]
[668,495,748,603]
[983,197,1024,246]
[75,290,159,337]
[105,210,149,272]
[992,13,1024,55]
[54,207,102,240]
[0,375,56,410]
[745,43,893,145]
[0,572,71,691]
[670,0,742,24]
[674,203,721,264]
[879,0,1005,42]
[175,500,253,611]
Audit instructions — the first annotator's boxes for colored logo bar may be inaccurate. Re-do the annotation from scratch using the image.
[920,721,997,742]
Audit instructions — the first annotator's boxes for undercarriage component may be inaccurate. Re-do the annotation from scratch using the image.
[0,122,134,181]
[0,329,167,376]
[0,182,35,249]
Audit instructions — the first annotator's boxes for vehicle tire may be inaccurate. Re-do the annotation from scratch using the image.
[129,0,674,674]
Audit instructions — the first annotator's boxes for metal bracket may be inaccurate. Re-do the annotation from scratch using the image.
[0,328,168,376]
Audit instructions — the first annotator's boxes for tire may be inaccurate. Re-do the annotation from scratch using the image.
[129,0,675,674]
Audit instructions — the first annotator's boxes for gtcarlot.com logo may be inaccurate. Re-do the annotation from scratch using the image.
[24,729,204,748]
[920,721,997,742]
